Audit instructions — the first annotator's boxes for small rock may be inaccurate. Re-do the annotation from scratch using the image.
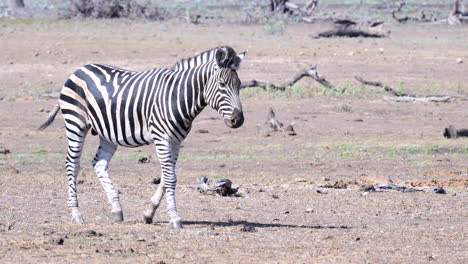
[272,194,279,199]
[294,178,307,183]
[240,225,257,232]
[151,178,161,184]
[316,189,327,194]
[284,124,297,136]
[49,236,66,245]
[195,129,209,134]
[434,187,446,194]
[70,230,102,237]
[359,184,375,192]
[355,237,361,241]
[353,118,364,122]
[0,147,10,154]
[305,208,314,213]
[322,177,330,181]
[456,58,463,64]
[284,211,290,214]
[331,180,348,189]
[138,156,152,163]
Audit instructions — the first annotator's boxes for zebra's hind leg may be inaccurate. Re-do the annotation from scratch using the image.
[65,124,88,224]
[143,183,165,224]
[92,138,123,222]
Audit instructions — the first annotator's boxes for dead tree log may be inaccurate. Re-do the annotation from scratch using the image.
[241,65,338,92]
[314,19,390,38]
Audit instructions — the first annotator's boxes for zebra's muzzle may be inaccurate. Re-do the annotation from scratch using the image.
[224,108,244,129]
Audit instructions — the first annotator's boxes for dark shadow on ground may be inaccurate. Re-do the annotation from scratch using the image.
[180,220,351,230]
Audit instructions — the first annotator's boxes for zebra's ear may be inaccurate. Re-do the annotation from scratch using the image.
[237,51,247,61]
[215,47,228,68]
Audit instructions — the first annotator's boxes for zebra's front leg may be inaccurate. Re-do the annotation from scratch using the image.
[92,138,123,222]
[144,140,181,228]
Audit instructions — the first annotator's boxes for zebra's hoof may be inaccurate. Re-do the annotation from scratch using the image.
[143,214,153,224]
[169,219,182,229]
[111,211,124,222]
[71,215,84,224]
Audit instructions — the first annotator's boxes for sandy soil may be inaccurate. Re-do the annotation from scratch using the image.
[0,19,467,263]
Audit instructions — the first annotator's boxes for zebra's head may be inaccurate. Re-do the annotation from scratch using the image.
[206,47,246,129]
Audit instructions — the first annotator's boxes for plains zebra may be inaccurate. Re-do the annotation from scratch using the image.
[39,46,246,228]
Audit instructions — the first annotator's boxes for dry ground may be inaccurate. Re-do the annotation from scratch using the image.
[0,19,467,263]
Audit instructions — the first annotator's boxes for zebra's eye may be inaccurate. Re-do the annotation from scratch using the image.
[219,81,226,88]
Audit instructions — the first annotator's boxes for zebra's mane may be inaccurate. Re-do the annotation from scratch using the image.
[170,46,239,71]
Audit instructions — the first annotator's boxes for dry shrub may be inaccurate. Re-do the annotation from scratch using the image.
[69,0,166,20]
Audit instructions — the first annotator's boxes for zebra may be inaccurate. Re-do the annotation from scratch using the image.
[39,46,246,228]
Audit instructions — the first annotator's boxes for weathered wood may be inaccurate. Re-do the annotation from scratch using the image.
[265,108,296,136]
[314,19,389,38]
[354,76,408,96]
[196,177,240,197]
[449,0,468,25]
[374,178,446,194]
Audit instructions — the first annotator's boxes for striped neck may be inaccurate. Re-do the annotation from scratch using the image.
[170,46,228,72]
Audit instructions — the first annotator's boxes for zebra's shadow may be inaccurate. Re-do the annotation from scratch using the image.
[180,220,351,230]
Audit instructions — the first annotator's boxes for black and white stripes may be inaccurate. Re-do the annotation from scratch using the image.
[39,46,246,228]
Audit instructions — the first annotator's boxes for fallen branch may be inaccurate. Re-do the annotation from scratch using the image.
[241,65,339,92]
[383,96,455,102]
[375,178,446,194]
[313,19,390,38]
[354,76,467,103]
[354,76,408,96]
[264,108,296,136]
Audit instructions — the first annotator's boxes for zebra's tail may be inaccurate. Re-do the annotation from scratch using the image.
[38,103,60,131]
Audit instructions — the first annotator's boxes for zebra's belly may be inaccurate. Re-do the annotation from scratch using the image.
[90,123,153,147]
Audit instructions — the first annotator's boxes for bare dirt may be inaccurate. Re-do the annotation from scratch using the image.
[0,19,467,263]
